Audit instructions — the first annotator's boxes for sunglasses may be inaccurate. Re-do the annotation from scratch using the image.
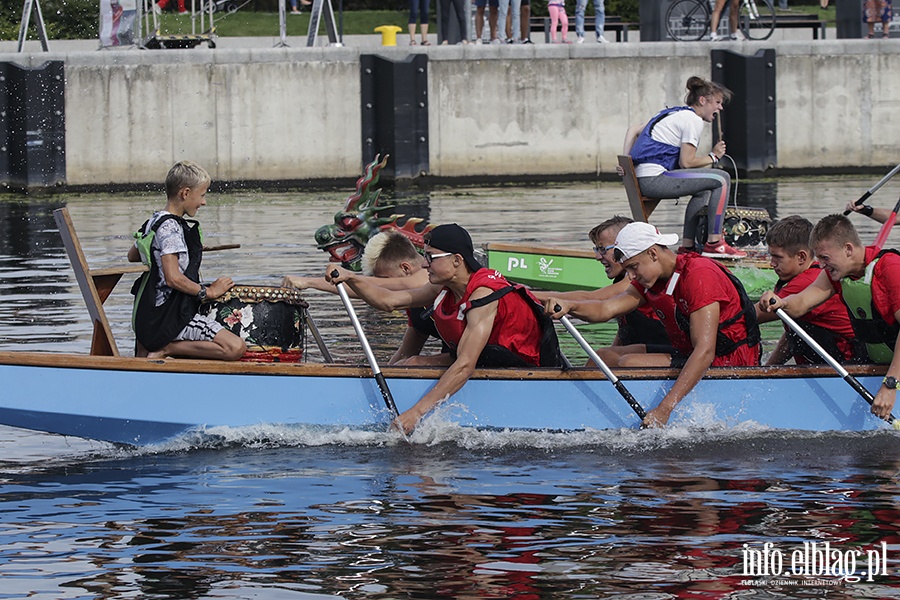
[424,251,453,265]
[593,244,617,254]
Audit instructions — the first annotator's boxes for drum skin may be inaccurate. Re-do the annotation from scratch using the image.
[207,286,308,362]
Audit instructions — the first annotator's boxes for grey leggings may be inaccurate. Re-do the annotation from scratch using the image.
[638,168,731,245]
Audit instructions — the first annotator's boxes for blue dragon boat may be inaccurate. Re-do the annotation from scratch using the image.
[0,351,892,446]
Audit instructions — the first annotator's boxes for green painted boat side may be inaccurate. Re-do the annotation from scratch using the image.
[484,243,778,298]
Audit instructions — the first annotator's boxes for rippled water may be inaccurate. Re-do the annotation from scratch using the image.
[1,177,899,598]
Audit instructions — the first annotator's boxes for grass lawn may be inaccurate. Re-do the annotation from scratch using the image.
[152,9,434,37]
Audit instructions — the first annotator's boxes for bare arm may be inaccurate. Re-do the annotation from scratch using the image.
[758,270,835,318]
[643,302,719,427]
[127,244,140,263]
[389,327,431,365]
[764,332,792,366]
[159,254,234,300]
[327,265,440,312]
[845,202,900,225]
[395,287,497,434]
[871,308,900,420]
[544,285,643,323]
[533,278,632,304]
[622,122,647,155]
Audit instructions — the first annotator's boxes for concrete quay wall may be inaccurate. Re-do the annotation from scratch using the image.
[1,40,898,186]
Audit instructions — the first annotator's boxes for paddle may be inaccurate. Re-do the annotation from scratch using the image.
[556,308,646,421]
[770,299,900,429]
[331,271,405,435]
[872,195,900,252]
[842,163,900,215]
[303,307,334,363]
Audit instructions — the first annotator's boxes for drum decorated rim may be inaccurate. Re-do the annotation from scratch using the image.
[220,285,308,307]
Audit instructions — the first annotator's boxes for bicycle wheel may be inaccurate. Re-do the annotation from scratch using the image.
[740,0,776,41]
[666,0,710,42]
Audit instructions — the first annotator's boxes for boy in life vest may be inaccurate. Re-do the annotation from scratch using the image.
[755,215,860,366]
[128,161,246,360]
[545,221,760,428]
[326,223,563,434]
[760,214,900,421]
[283,230,445,365]
[533,215,671,368]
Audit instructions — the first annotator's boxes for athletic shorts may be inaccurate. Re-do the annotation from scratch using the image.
[173,313,224,342]
[475,0,500,7]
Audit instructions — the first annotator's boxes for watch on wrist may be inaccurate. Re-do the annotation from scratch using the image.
[197,284,208,302]
[861,205,875,217]
[883,375,898,390]
[708,152,717,165]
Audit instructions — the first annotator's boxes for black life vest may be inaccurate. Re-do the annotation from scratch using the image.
[433,284,566,369]
[672,257,761,359]
[131,214,203,352]
[775,264,864,364]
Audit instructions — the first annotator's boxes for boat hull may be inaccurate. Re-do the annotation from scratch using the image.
[0,352,890,445]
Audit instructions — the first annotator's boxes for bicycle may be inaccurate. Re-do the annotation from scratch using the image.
[665,0,776,42]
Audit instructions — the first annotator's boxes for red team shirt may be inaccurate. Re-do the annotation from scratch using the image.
[775,263,856,363]
[631,254,759,367]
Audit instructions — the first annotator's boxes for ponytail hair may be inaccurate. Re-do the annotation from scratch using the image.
[684,75,733,106]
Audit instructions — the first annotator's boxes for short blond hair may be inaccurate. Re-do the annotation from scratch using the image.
[810,214,862,249]
[166,161,210,199]
[361,231,421,276]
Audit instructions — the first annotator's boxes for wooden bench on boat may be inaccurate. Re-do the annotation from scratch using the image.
[617,154,659,222]
[54,207,148,357]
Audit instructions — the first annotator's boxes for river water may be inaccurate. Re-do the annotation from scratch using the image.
[1,177,899,598]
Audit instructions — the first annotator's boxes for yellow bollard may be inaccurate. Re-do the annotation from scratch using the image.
[374,25,402,47]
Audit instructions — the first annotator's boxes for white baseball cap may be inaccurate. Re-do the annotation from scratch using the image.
[614,222,680,262]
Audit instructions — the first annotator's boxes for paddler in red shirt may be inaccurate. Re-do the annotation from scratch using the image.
[760,214,900,421]
[545,221,761,428]
[327,223,562,434]
[755,215,860,365]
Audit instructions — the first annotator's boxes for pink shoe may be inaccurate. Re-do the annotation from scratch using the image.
[701,240,747,259]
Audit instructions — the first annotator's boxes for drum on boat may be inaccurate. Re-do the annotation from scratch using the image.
[206,285,308,362]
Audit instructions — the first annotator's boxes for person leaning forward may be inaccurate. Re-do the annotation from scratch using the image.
[326,223,563,434]
[759,214,900,421]
[533,215,671,368]
[545,221,761,428]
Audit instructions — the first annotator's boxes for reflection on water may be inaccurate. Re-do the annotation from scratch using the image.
[1,432,899,599]
[1,178,900,599]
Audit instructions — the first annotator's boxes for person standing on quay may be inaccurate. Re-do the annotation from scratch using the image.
[574,0,608,43]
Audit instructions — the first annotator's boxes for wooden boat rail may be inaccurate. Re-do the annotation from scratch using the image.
[0,350,886,382]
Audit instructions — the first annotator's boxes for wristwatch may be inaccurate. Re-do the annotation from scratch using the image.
[197,284,208,302]
[883,376,899,390]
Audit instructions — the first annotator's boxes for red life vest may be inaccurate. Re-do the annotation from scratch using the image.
[431,269,542,366]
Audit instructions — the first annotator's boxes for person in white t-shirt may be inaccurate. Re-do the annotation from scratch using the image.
[622,76,744,259]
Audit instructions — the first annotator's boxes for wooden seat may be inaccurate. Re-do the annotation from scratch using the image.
[617,154,660,223]
[53,207,147,356]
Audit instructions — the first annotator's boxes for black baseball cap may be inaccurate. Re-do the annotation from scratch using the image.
[425,224,483,272]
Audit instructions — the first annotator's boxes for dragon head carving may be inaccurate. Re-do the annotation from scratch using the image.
[314,155,435,271]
